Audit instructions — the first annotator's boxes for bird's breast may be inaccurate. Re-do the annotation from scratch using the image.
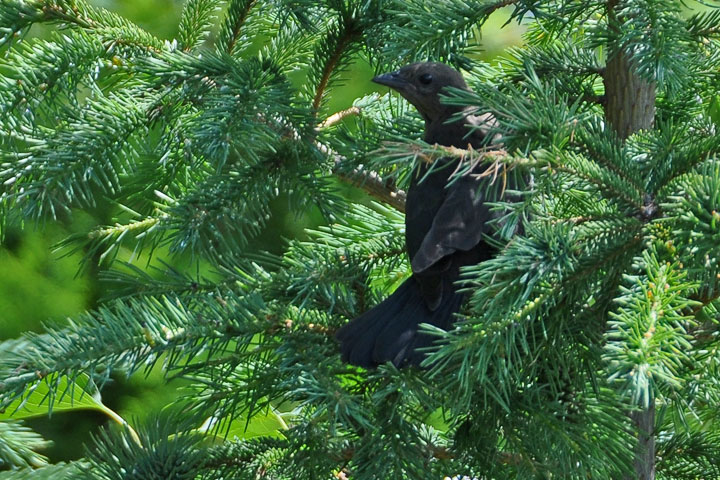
[404,160,455,263]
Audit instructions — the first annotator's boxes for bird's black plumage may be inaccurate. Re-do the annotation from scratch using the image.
[336,62,498,368]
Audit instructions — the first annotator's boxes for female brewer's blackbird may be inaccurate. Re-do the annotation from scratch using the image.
[336,62,498,368]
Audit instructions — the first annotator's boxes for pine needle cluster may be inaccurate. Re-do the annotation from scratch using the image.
[2,0,720,478]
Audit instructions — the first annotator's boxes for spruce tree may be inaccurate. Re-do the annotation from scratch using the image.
[2,0,720,478]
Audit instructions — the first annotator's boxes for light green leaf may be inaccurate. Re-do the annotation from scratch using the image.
[0,374,141,446]
[424,407,451,433]
[197,407,288,440]
[708,95,720,128]
[0,374,104,420]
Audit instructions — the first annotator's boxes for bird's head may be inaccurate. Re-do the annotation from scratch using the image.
[372,62,469,123]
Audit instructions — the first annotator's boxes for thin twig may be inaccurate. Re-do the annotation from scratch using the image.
[222,0,258,55]
[318,106,361,129]
[312,24,360,111]
[333,157,408,212]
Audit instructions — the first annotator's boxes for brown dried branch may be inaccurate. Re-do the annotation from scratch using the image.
[331,145,514,213]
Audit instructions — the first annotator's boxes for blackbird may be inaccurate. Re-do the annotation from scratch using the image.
[336,62,499,368]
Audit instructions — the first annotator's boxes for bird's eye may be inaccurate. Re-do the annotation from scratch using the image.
[418,73,433,85]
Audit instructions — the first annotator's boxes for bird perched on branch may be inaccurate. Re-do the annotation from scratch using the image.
[336,62,502,368]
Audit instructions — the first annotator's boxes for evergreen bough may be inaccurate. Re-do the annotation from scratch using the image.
[1,0,720,478]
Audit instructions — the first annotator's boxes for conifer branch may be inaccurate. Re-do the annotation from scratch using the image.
[179,0,222,52]
[33,0,163,50]
[331,142,514,212]
[333,158,407,212]
[311,20,362,111]
[1,0,719,477]
[217,0,257,55]
[382,0,519,61]
[0,421,50,469]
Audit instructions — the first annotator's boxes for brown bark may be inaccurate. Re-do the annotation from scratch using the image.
[603,49,656,140]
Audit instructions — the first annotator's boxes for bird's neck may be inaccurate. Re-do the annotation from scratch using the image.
[424,110,483,149]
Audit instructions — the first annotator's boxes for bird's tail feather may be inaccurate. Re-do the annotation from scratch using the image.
[336,276,463,368]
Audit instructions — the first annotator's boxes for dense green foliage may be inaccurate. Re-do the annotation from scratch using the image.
[1,0,720,478]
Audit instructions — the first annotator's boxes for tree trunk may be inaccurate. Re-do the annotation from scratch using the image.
[604,49,658,480]
[629,404,656,480]
[603,0,656,480]
[603,3,657,478]
[603,48,656,140]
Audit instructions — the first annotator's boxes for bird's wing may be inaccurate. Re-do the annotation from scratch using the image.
[410,173,493,275]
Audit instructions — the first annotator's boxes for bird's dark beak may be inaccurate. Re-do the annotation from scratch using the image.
[372,70,408,91]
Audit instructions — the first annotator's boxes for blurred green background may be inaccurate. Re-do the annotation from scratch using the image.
[0,0,523,463]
